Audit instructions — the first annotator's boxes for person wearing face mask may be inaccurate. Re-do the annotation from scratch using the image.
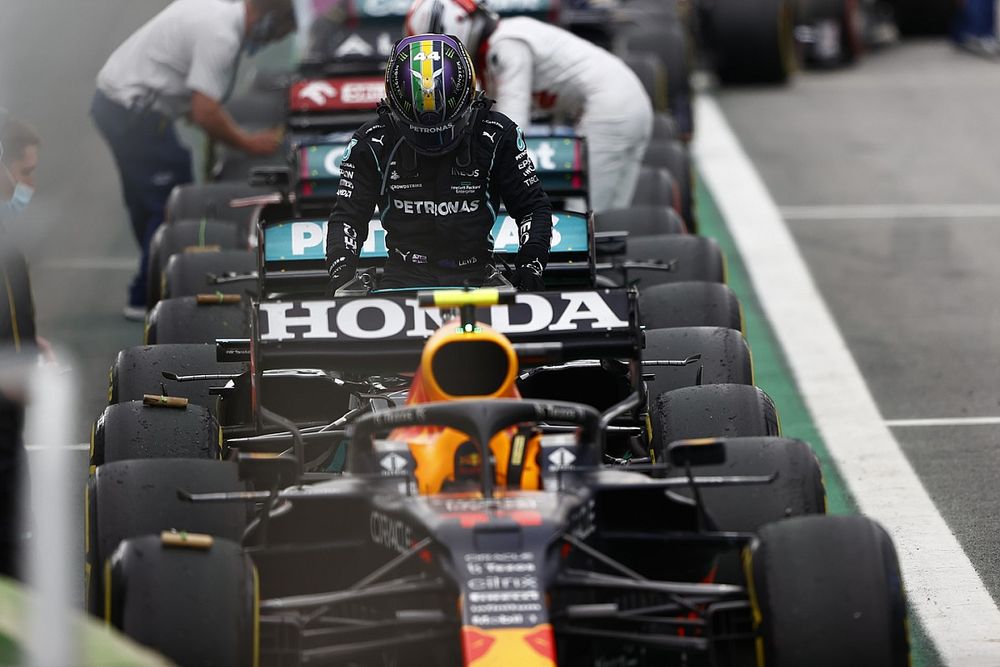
[0,117,38,231]
[0,115,43,579]
[91,0,297,320]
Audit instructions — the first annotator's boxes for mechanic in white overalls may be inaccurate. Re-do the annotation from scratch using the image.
[91,0,296,319]
[405,0,653,213]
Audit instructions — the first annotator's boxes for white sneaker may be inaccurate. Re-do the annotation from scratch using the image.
[122,305,146,321]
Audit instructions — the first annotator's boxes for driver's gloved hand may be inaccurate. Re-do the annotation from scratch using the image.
[326,254,358,297]
[512,257,545,292]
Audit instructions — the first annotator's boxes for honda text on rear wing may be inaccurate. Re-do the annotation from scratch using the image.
[225,287,638,375]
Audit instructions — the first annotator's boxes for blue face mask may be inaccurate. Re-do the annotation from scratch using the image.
[0,169,32,223]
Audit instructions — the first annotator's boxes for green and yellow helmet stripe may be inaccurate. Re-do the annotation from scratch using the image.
[410,39,441,114]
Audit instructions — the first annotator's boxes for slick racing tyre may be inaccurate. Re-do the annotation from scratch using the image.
[107,535,257,667]
[747,515,909,666]
[86,459,247,616]
[109,343,247,410]
[594,206,687,237]
[639,282,743,331]
[604,235,725,290]
[147,218,252,308]
[91,400,222,468]
[652,113,678,143]
[631,166,680,211]
[165,182,261,225]
[146,297,249,345]
[642,139,696,231]
[710,0,798,84]
[667,436,825,583]
[623,53,668,112]
[161,250,257,301]
[642,326,753,398]
[622,24,694,138]
[650,383,780,456]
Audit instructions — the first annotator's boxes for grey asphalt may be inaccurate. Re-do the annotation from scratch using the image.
[717,41,1000,605]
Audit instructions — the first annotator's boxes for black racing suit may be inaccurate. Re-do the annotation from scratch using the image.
[326,104,552,290]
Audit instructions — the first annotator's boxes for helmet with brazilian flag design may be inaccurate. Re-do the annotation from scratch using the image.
[384,33,478,155]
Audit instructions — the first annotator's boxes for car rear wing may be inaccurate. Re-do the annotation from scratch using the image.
[287,74,384,133]
[227,288,638,374]
[256,210,595,295]
[292,133,589,205]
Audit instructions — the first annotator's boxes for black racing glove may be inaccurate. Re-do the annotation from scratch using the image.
[512,256,545,292]
[326,254,358,297]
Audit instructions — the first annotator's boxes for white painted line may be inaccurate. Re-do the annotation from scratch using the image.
[695,97,1000,666]
[781,204,1000,221]
[25,443,89,452]
[37,258,135,271]
[886,417,1000,428]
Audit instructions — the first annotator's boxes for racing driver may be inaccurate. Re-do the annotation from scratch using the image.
[325,34,552,293]
[405,0,654,212]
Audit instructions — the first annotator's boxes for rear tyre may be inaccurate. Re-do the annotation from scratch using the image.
[607,235,724,290]
[642,326,752,398]
[594,206,687,237]
[630,166,679,211]
[161,250,257,301]
[622,23,693,137]
[109,343,247,410]
[639,282,743,331]
[710,0,798,84]
[669,436,825,583]
[147,219,250,308]
[622,53,668,112]
[86,459,247,616]
[107,535,257,666]
[146,297,249,345]
[91,400,221,468]
[165,182,262,226]
[642,140,696,231]
[651,383,779,456]
[748,515,910,666]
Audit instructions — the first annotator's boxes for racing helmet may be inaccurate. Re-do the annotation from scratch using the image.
[384,34,479,155]
[405,0,499,55]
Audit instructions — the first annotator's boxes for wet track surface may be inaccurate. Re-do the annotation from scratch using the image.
[716,41,1000,608]
[1,0,998,655]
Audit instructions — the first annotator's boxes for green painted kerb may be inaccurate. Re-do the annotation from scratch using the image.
[696,177,942,667]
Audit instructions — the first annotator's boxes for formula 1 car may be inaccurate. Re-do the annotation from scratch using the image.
[91,290,908,666]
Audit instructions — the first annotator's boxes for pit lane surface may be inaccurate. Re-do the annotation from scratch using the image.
[710,41,1000,664]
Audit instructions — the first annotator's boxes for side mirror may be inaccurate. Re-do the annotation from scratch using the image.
[667,438,726,468]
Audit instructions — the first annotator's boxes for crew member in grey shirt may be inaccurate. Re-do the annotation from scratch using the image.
[91,0,296,319]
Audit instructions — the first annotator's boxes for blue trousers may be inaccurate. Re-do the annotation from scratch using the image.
[90,91,193,307]
[953,0,997,40]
